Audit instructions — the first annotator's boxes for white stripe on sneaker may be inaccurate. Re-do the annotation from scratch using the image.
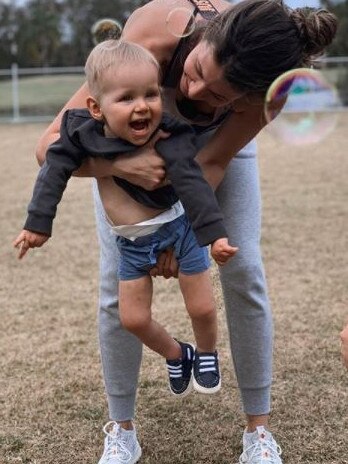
[186,347,191,359]
[166,364,182,370]
[199,367,217,373]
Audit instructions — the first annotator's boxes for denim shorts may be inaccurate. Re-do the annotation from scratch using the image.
[116,214,210,281]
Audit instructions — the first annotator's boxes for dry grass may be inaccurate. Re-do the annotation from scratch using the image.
[0,116,347,464]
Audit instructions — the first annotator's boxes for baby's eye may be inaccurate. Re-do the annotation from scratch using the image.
[119,94,133,102]
[146,90,160,99]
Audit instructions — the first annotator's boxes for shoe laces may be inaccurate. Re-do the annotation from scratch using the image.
[196,353,218,374]
[239,430,282,464]
[103,421,132,463]
[166,362,183,378]
[166,344,193,378]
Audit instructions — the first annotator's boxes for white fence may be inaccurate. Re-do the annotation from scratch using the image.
[0,65,85,123]
[0,58,348,124]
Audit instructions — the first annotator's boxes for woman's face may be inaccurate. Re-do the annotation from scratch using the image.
[180,41,244,107]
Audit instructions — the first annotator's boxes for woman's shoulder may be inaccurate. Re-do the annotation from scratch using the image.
[212,0,232,12]
[122,0,190,63]
[122,0,231,63]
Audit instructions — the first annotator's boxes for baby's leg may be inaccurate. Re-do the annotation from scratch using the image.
[178,270,217,353]
[117,218,198,397]
[119,276,181,360]
[179,270,221,394]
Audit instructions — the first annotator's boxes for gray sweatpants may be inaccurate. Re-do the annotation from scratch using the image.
[93,139,273,421]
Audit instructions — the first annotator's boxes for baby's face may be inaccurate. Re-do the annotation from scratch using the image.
[99,62,162,145]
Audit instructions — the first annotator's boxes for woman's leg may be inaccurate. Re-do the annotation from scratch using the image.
[93,180,142,422]
[215,141,273,423]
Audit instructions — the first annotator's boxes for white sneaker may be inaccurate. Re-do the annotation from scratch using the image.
[98,421,142,464]
[239,426,283,463]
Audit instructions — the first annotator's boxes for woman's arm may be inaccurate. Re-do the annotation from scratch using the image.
[196,102,266,189]
[36,83,89,166]
[196,92,287,188]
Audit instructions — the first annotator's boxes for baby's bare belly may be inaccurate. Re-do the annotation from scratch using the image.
[97,177,166,225]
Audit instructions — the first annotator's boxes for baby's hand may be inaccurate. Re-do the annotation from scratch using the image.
[211,238,238,266]
[13,230,49,259]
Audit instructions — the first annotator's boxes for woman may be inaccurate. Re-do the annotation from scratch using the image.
[36,0,337,462]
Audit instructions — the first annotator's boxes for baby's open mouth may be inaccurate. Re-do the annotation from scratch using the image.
[129,119,149,131]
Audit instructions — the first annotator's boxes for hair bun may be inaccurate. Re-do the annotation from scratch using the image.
[290,7,337,61]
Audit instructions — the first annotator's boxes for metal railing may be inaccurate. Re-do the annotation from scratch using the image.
[0,65,85,123]
[0,58,347,124]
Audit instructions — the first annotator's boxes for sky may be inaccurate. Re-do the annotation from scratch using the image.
[286,0,320,7]
[1,0,27,5]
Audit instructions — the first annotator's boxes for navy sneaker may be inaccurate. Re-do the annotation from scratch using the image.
[193,349,221,394]
[166,341,194,397]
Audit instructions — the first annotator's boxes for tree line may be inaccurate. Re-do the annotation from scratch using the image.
[324,0,348,57]
[0,0,145,68]
[0,0,347,69]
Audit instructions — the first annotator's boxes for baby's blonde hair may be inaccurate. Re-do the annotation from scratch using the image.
[85,39,160,99]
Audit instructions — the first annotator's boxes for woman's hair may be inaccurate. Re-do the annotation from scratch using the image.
[203,0,337,93]
[85,39,160,99]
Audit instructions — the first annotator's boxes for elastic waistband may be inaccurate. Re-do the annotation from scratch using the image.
[107,201,184,241]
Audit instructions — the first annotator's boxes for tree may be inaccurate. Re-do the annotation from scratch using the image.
[16,0,62,67]
[323,0,348,56]
[0,0,146,68]
[62,0,146,66]
[0,3,19,67]
[322,1,348,104]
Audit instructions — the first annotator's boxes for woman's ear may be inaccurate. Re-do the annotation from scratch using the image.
[87,96,103,121]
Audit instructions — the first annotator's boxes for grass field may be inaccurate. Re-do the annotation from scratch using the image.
[0,75,85,116]
[1,117,347,464]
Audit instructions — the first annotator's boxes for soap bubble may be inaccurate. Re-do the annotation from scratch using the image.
[166,7,196,38]
[91,18,123,45]
[264,68,341,146]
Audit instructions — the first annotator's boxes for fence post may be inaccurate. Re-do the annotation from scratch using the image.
[11,62,20,122]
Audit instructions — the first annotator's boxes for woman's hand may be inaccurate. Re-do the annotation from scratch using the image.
[150,248,179,279]
[109,129,170,190]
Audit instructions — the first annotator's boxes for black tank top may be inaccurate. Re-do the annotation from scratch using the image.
[162,0,219,88]
[162,0,230,132]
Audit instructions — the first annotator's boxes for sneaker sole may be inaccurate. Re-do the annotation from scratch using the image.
[133,446,142,463]
[98,445,141,464]
[193,377,221,394]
